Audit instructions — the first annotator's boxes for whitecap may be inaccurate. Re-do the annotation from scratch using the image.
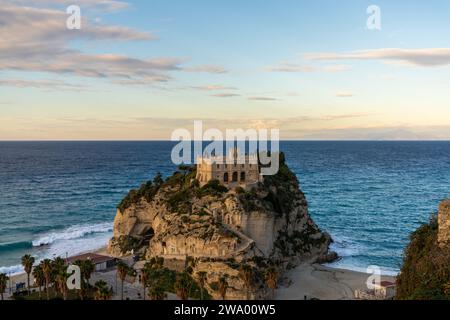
[32,222,113,247]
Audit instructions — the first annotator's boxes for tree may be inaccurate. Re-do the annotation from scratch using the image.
[264,266,278,299]
[218,276,228,300]
[52,257,66,270]
[196,271,207,300]
[55,267,69,300]
[175,272,191,300]
[153,172,163,186]
[52,257,67,299]
[40,259,53,300]
[0,273,9,300]
[116,260,129,300]
[141,263,152,300]
[32,265,45,300]
[21,254,35,295]
[239,264,254,300]
[148,285,167,300]
[82,259,95,285]
[73,259,89,300]
[94,280,113,300]
[145,266,167,301]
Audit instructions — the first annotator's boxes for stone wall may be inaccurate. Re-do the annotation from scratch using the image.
[438,199,450,245]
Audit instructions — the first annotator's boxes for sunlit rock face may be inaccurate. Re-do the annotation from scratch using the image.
[438,199,450,246]
[109,154,335,299]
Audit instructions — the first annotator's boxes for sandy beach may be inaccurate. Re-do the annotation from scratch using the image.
[275,263,396,300]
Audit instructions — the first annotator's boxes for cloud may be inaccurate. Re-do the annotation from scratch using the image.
[335,91,353,98]
[248,96,279,101]
[0,79,88,91]
[266,63,316,73]
[9,0,130,12]
[0,2,183,86]
[211,93,240,98]
[322,64,352,72]
[191,85,237,91]
[184,65,228,74]
[305,48,450,67]
[266,62,351,73]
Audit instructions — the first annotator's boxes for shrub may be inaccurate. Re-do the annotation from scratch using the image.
[196,180,228,197]
[235,186,245,194]
[117,180,159,213]
[396,216,450,300]
[166,189,192,214]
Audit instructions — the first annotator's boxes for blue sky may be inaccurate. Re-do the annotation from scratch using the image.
[1,0,450,139]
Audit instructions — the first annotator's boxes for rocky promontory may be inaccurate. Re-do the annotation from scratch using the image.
[108,153,336,299]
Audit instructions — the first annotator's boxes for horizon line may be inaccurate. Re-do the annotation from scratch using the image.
[1,139,450,142]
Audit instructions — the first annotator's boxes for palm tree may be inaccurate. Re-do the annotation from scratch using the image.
[94,280,113,300]
[52,257,66,299]
[0,273,9,300]
[175,272,190,300]
[32,265,45,300]
[21,254,35,294]
[239,264,253,300]
[55,267,68,300]
[196,271,207,300]
[218,276,228,300]
[82,259,95,285]
[141,263,152,300]
[52,257,66,271]
[40,259,53,300]
[264,266,278,299]
[116,260,129,300]
[73,260,87,300]
[148,285,167,300]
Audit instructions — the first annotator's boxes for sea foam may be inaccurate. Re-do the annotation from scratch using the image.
[32,222,113,247]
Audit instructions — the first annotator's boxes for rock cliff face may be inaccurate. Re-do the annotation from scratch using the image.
[438,199,450,245]
[108,154,335,299]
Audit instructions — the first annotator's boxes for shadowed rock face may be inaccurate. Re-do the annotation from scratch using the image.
[108,154,335,299]
[438,199,450,245]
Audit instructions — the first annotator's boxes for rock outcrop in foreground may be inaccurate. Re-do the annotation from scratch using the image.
[396,199,450,300]
[108,153,335,299]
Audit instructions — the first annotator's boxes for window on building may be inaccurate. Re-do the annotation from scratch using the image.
[240,172,246,182]
[224,172,229,182]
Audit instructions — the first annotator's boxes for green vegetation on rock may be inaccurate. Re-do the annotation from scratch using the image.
[396,216,450,300]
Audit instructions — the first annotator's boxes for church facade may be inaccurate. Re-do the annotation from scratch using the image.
[196,148,262,187]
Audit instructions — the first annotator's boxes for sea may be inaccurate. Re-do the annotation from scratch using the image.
[1,141,449,276]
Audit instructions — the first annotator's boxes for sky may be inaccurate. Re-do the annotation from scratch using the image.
[1,0,450,140]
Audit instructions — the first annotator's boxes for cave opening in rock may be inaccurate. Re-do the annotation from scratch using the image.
[142,227,155,245]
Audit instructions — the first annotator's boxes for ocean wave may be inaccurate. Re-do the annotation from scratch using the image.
[0,264,24,276]
[0,241,33,252]
[325,260,399,276]
[329,235,363,257]
[32,222,113,247]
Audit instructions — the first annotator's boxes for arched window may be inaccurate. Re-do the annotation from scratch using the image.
[232,172,238,182]
[224,172,229,182]
[240,172,246,182]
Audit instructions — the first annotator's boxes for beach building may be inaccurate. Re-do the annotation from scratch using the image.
[65,253,117,272]
[196,147,262,187]
[354,281,396,300]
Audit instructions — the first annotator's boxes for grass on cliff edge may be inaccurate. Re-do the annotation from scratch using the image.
[396,216,450,300]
